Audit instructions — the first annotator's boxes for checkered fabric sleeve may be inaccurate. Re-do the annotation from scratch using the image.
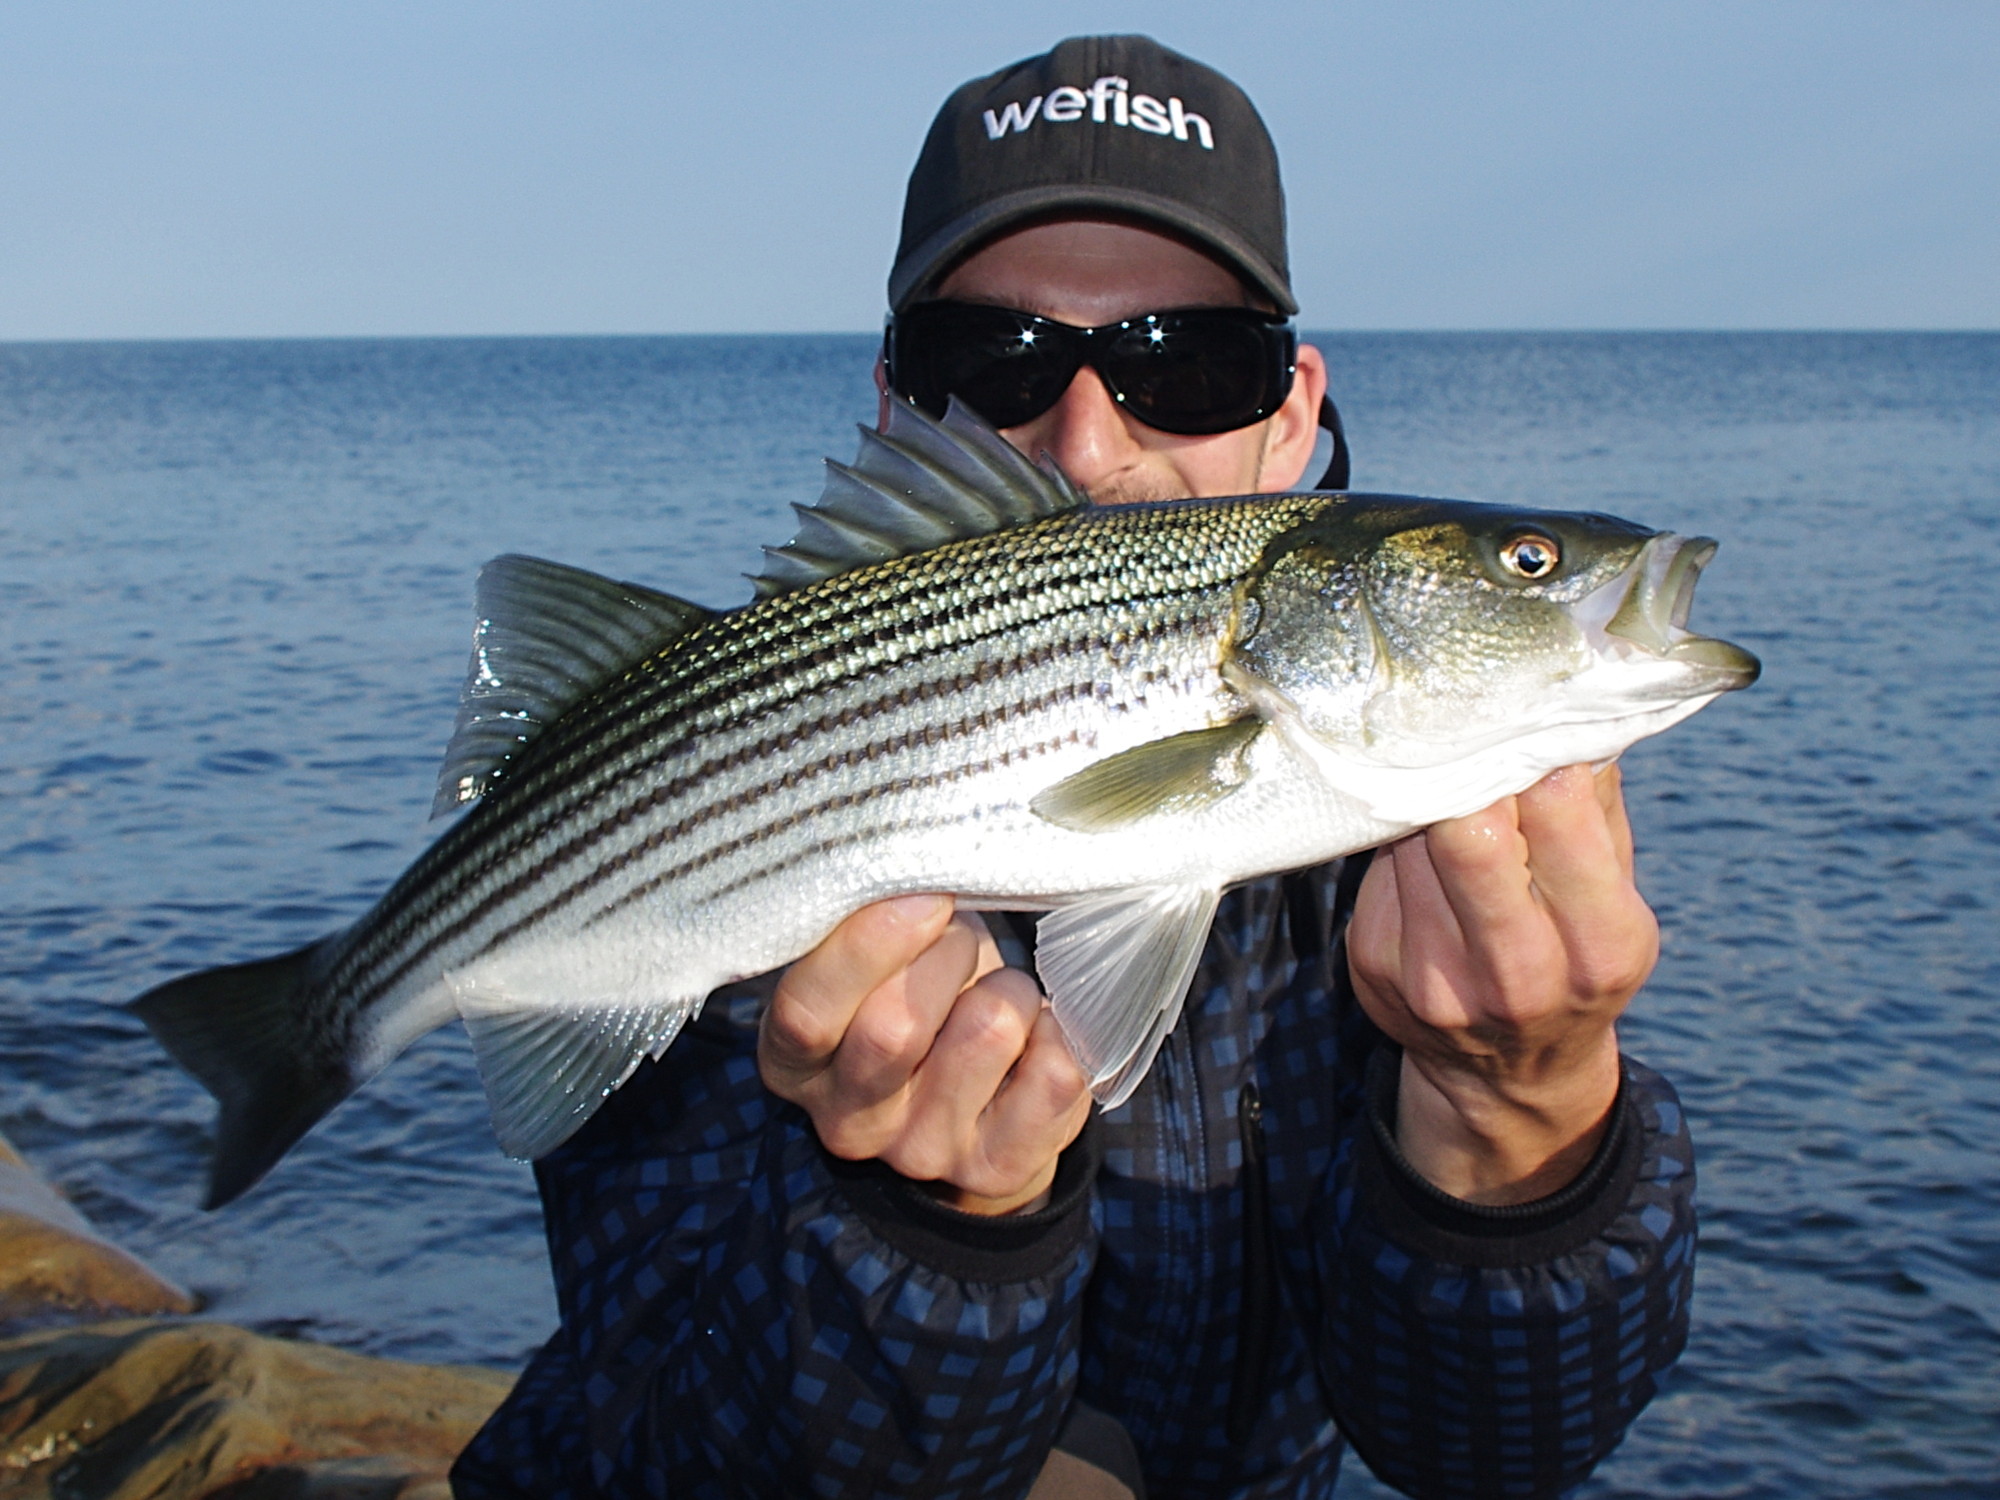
[451,995,1101,1500]
[1311,1043,1697,1499]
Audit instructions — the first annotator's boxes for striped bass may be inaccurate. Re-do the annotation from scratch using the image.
[132,400,1758,1208]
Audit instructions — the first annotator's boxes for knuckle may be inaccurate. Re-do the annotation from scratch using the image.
[762,999,837,1064]
[986,966,1047,1011]
[1484,954,1547,1008]
[958,987,1031,1052]
[816,1115,884,1163]
[1019,1031,1088,1106]
[1576,949,1656,1005]
[846,1009,923,1072]
[890,1137,954,1184]
[1570,912,1659,1004]
[1346,938,1393,991]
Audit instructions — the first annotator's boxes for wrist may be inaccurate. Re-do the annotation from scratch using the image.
[1394,1032,1622,1205]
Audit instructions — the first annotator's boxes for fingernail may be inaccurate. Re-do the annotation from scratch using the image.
[884,893,950,925]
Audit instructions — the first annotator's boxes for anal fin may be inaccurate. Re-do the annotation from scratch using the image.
[1035,885,1222,1109]
[460,999,701,1159]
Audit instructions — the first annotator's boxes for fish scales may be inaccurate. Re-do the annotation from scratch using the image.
[129,400,1756,1206]
[327,495,1323,1047]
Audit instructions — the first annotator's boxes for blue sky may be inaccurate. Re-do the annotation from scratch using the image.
[1,1,1993,338]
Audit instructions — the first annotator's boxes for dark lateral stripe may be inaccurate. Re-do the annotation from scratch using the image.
[338,579,1223,999]
[324,501,1314,1011]
[508,548,1122,791]
[515,497,1283,817]
[353,672,1098,1008]
[337,622,1142,1014]
[336,635,1079,998]
[525,689,1095,938]
[442,495,1313,917]
[687,803,1011,912]
[489,562,1223,848]
[582,730,1080,929]
[339,568,1206,991]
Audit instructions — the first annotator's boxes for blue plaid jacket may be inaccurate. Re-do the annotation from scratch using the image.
[452,857,1695,1499]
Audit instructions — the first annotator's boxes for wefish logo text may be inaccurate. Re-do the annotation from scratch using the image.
[982,75,1214,149]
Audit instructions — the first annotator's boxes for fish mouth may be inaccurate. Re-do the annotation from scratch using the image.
[1599,534,1760,687]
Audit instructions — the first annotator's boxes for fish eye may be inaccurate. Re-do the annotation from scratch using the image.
[1499,533,1561,580]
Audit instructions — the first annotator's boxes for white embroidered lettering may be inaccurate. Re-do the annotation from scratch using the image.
[982,96,1044,138]
[1089,75,1126,124]
[1130,94,1171,135]
[978,82,1214,149]
[1044,85,1086,122]
[1169,98,1213,149]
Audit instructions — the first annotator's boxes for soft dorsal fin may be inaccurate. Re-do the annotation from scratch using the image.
[751,397,1089,599]
[433,555,713,816]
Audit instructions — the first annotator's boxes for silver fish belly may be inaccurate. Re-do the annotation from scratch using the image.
[132,399,1757,1207]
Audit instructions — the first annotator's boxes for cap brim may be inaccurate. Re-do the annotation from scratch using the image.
[888,185,1298,316]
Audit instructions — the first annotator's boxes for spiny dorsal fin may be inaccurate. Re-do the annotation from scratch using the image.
[751,397,1089,599]
[433,555,713,816]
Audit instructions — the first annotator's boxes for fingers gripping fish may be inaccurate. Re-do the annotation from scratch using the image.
[131,401,1758,1208]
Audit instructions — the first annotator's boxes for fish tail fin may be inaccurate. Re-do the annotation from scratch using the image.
[130,941,356,1210]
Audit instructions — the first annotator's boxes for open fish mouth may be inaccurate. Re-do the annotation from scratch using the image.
[1601,533,1760,685]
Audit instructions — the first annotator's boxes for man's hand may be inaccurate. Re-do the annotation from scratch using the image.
[759,895,1093,1216]
[1347,763,1657,1205]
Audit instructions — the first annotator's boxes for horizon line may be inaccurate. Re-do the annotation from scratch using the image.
[4,326,1996,348]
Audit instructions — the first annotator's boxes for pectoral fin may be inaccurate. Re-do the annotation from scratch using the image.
[1035,885,1222,1109]
[1029,719,1264,833]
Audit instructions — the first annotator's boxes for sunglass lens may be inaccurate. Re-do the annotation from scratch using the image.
[894,304,1292,436]
[1105,318,1281,435]
[897,307,1075,428]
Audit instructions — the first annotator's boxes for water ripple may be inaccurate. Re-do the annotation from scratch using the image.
[4,332,1996,1495]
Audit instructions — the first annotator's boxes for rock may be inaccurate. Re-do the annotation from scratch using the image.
[0,1320,514,1499]
[0,1137,512,1493]
[0,1133,196,1323]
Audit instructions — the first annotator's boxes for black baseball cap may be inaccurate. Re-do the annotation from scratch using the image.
[890,35,1294,315]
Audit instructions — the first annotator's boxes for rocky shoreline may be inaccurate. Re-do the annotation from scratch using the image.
[0,1133,511,1499]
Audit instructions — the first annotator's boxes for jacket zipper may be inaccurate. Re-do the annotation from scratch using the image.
[1227,1078,1277,1445]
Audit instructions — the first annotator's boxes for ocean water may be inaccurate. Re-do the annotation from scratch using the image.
[2,332,1994,1497]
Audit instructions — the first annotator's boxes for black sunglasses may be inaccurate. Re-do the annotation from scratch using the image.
[885,301,1298,437]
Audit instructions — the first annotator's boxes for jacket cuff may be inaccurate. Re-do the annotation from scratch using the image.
[1357,1045,1644,1269]
[820,1112,1101,1283]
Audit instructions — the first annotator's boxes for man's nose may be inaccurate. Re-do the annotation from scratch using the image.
[1007,366,1145,496]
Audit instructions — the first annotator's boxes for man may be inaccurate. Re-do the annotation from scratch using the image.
[454,36,1692,1500]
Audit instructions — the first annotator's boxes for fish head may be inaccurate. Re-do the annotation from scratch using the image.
[1231,496,1759,772]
